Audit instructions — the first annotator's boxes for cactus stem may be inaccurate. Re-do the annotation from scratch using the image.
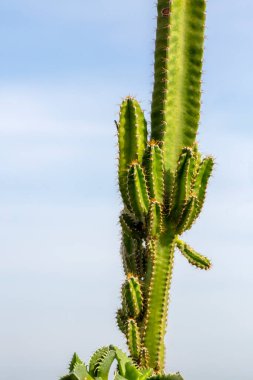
[143,233,176,371]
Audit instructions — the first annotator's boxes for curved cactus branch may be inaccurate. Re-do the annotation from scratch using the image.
[176,239,212,270]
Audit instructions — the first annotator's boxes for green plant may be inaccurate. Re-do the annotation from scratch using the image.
[60,0,213,379]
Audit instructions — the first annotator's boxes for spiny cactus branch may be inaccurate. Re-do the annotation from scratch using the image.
[151,0,206,175]
[143,234,176,371]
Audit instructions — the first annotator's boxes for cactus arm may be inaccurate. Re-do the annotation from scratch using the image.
[127,319,141,360]
[151,0,171,139]
[144,142,165,204]
[148,201,163,238]
[175,155,214,234]
[143,234,176,371]
[122,276,143,318]
[121,236,146,280]
[176,196,198,234]
[193,156,214,219]
[127,163,150,220]
[116,308,127,334]
[121,234,140,276]
[151,0,206,174]
[171,148,193,219]
[135,243,147,279]
[139,347,150,369]
[176,239,211,270]
[120,213,144,240]
[118,98,147,207]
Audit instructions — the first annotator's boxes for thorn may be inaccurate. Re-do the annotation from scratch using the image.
[114,120,119,131]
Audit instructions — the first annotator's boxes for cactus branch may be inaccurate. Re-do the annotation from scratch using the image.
[151,0,206,175]
[176,239,212,270]
[143,234,176,371]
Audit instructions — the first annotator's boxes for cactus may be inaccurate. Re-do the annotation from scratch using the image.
[60,0,213,378]
[116,0,213,373]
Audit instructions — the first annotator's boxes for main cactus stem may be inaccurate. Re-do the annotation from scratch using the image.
[143,233,176,371]
[117,0,213,374]
[60,1,214,379]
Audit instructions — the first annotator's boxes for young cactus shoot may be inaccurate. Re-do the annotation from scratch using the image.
[61,0,214,379]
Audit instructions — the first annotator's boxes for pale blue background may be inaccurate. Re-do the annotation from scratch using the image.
[0,1,253,379]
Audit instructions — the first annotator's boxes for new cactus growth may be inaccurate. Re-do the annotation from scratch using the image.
[60,0,213,379]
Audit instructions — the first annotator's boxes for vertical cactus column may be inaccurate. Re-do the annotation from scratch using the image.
[117,0,213,374]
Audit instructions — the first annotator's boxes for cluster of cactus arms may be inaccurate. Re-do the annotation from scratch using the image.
[60,0,214,379]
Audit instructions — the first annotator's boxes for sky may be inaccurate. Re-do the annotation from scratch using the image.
[0,1,253,379]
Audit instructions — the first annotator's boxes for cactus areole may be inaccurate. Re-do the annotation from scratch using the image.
[61,1,214,379]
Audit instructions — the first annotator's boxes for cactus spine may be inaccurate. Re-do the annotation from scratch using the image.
[117,0,213,373]
[61,1,214,379]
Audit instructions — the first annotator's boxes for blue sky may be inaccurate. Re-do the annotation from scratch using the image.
[0,1,253,379]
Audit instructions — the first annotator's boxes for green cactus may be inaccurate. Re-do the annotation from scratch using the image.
[60,0,213,378]
[116,0,213,373]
